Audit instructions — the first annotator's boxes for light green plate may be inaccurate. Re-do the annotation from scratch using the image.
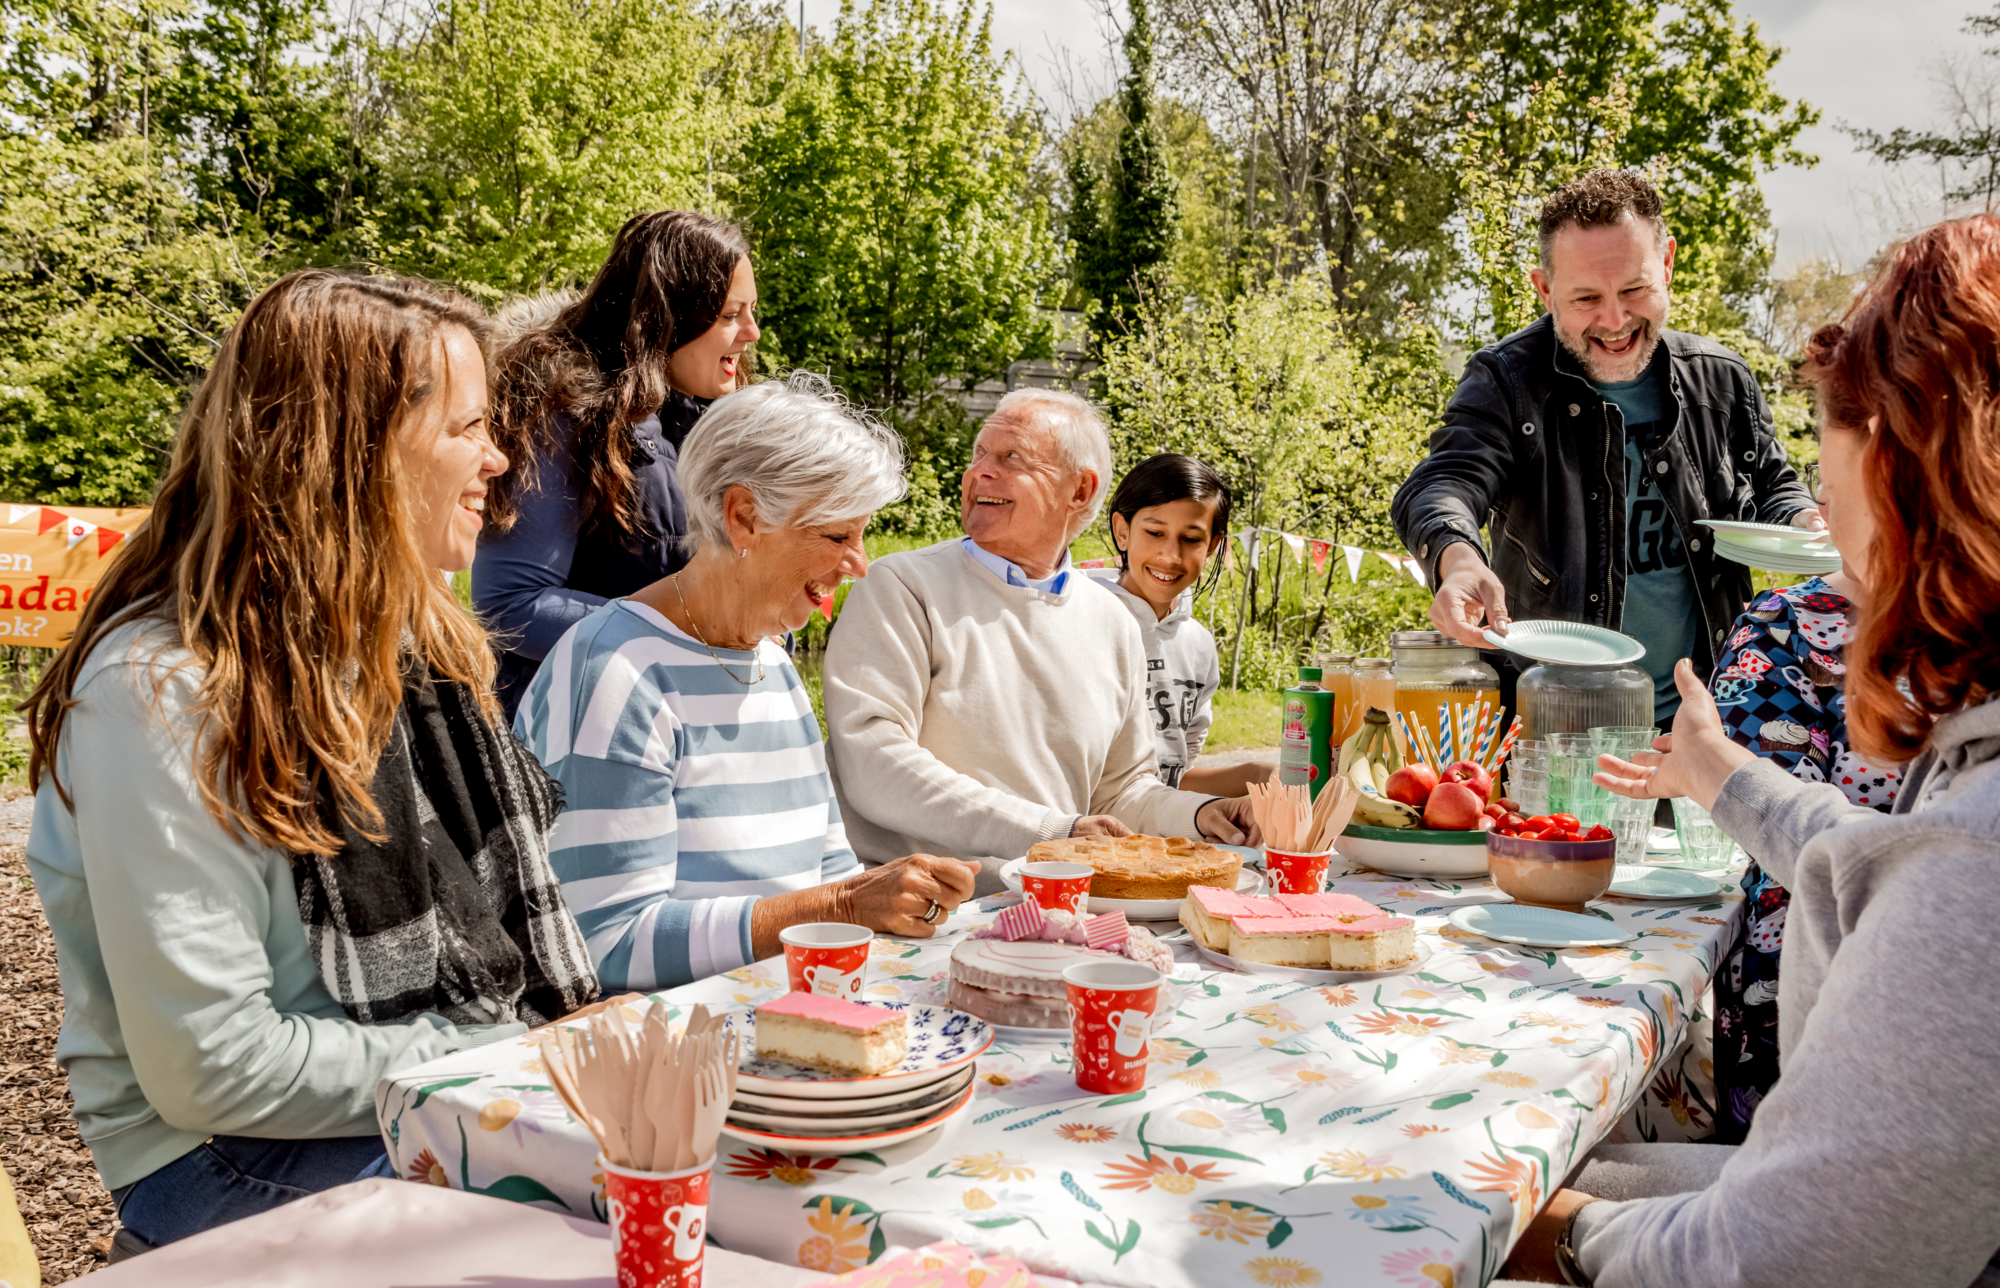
[1483,620,1645,666]
[1447,903,1633,948]
[1607,864,1723,900]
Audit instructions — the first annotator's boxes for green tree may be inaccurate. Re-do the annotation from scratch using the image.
[1068,0,1177,345]
[733,0,1057,416]
[1460,0,1819,329]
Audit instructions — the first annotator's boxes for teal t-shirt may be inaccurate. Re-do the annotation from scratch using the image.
[1593,360,1697,723]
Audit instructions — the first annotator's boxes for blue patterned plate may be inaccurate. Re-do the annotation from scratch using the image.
[1447,903,1634,948]
[723,1002,994,1098]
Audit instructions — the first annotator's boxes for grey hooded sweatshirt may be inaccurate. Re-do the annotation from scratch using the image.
[1573,696,2000,1287]
[1088,572,1222,789]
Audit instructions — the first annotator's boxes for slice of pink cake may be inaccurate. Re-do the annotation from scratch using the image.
[754,993,908,1076]
[1276,892,1385,922]
[1326,914,1419,971]
[1228,916,1340,968]
[1178,884,1274,950]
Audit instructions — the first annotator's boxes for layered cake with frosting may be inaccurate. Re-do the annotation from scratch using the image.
[1179,887,1418,972]
[1229,916,1341,967]
[753,992,908,1076]
[1026,834,1241,901]
[947,901,1174,1029]
[1327,915,1419,971]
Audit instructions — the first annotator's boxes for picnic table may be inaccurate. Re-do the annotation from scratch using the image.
[377,864,1742,1288]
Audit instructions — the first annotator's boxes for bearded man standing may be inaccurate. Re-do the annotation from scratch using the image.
[1393,169,1817,723]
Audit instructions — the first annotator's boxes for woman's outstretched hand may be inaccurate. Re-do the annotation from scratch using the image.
[1592,658,1755,811]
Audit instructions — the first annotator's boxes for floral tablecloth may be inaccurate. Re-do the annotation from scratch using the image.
[377,865,1742,1288]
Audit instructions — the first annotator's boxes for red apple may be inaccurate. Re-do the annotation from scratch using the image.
[1384,763,1439,808]
[1441,759,1494,802]
[1423,780,1486,830]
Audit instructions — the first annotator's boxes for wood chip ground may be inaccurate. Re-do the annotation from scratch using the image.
[3,825,116,1283]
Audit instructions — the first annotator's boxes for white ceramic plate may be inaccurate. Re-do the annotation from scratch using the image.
[729,1065,975,1115]
[1334,830,1490,879]
[1447,904,1634,948]
[723,1003,993,1098]
[1607,865,1724,900]
[1193,940,1432,984]
[727,1069,976,1130]
[999,856,1262,919]
[1482,620,1646,666]
[717,1078,976,1154]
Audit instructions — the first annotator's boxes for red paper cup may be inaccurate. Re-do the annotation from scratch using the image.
[1021,861,1093,915]
[780,923,871,1000]
[603,1157,710,1288]
[1063,959,1163,1095]
[1264,847,1334,896]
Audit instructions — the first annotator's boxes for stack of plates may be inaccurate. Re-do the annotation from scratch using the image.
[716,1003,992,1154]
[1697,520,1841,577]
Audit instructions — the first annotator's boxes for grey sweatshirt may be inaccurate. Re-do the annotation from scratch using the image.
[1087,572,1222,789]
[1573,697,2000,1288]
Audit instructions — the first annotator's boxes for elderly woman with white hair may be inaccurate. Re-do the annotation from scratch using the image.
[825,387,1260,895]
[515,372,977,990]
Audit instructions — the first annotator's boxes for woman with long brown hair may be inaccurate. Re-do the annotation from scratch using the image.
[474,210,760,718]
[1498,216,2000,1286]
[24,270,599,1252]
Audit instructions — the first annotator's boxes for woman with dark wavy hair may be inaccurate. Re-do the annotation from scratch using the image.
[24,270,604,1252]
[475,210,760,718]
[1496,215,2000,1287]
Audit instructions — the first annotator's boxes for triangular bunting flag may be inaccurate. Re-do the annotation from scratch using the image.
[1403,557,1428,587]
[1246,531,1260,570]
[65,518,97,550]
[1283,534,1305,560]
[1344,545,1366,581]
[38,507,64,536]
[8,505,36,525]
[97,528,125,558]
[1308,539,1331,575]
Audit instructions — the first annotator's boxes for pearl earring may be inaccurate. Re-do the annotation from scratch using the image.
[739,547,748,559]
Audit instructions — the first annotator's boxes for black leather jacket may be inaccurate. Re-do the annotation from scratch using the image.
[1392,315,1813,676]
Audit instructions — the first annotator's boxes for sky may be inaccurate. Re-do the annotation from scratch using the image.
[796,0,1979,273]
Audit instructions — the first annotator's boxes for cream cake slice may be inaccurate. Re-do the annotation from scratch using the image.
[1326,914,1419,971]
[1178,885,1274,951]
[1228,916,1339,968]
[753,993,908,1076]
[1276,891,1384,922]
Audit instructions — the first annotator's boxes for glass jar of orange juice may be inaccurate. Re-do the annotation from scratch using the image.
[1352,657,1398,728]
[1390,630,1501,760]
[1317,654,1357,743]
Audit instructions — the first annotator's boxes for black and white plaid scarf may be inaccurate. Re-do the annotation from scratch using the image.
[294,664,598,1027]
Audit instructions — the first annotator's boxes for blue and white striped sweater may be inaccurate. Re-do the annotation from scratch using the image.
[515,600,857,990]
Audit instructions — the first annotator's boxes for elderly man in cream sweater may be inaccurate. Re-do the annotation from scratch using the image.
[824,388,1260,894]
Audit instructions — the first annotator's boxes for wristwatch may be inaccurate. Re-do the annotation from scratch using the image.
[1555,1198,1604,1286]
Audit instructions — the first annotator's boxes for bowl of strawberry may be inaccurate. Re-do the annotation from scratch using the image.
[1485,814,1617,913]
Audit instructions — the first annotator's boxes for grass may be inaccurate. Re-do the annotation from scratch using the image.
[1206,686,1284,751]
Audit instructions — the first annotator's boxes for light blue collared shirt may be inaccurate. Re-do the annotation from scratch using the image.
[959,536,1072,594]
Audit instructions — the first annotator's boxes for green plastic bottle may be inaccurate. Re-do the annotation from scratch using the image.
[1278,666,1336,799]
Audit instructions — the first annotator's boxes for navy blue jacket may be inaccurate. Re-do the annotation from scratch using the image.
[473,391,708,718]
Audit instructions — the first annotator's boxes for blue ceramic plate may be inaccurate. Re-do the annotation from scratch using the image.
[723,1002,994,1097]
[1447,903,1634,948]
[1608,865,1723,900]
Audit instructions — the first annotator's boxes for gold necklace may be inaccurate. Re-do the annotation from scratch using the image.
[672,574,765,686]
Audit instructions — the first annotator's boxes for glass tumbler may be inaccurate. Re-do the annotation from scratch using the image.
[1548,734,1594,817]
[1671,797,1738,870]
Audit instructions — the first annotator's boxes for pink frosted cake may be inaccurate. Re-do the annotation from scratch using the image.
[1228,915,1341,967]
[1327,914,1418,970]
[948,938,1103,1029]
[754,993,908,1075]
[1178,884,1269,951]
[1276,891,1383,920]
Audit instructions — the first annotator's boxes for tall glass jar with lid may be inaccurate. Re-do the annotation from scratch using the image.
[1352,657,1398,727]
[1390,630,1502,754]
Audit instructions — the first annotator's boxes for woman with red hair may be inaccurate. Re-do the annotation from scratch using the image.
[1499,215,2000,1286]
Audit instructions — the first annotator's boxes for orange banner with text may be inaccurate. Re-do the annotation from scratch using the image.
[0,504,147,647]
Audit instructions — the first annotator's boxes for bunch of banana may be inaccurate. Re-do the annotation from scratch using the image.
[1338,707,1422,829]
